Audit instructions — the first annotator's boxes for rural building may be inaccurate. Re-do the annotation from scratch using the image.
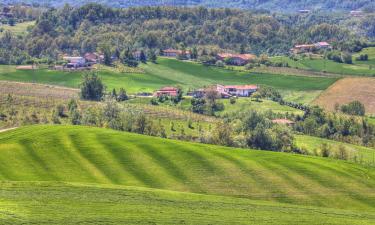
[217,53,256,66]
[291,44,316,54]
[222,85,258,97]
[315,42,331,49]
[350,10,363,17]
[154,87,179,97]
[163,49,191,58]
[63,56,86,68]
[84,52,103,65]
[298,9,311,14]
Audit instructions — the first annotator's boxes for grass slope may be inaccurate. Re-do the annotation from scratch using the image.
[0,125,374,211]
[0,181,374,225]
[270,55,375,76]
[0,58,337,93]
[295,135,375,165]
[0,21,35,37]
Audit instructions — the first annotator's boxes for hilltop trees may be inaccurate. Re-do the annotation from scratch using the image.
[340,101,366,116]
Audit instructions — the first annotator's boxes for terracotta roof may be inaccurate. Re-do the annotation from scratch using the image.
[224,85,258,90]
[159,87,178,91]
[316,42,330,46]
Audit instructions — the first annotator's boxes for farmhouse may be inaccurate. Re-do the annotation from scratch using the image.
[291,44,316,54]
[298,9,311,14]
[84,52,103,65]
[217,53,256,66]
[154,87,179,97]
[315,42,331,49]
[222,85,258,97]
[350,10,363,17]
[63,56,86,68]
[163,49,191,58]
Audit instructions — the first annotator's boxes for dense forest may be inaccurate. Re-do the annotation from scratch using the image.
[1,4,374,64]
[3,0,375,12]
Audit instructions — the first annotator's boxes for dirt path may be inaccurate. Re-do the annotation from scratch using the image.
[0,127,18,133]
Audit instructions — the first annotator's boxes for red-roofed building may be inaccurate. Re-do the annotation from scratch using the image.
[154,87,179,97]
[315,42,331,49]
[217,53,256,66]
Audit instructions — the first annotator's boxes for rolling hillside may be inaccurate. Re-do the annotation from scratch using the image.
[0,181,374,224]
[0,58,338,93]
[0,125,374,212]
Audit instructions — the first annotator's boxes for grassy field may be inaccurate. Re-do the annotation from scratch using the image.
[0,125,374,212]
[353,47,375,66]
[0,21,35,37]
[217,98,304,116]
[313,77,375,114]
[270,54,375,76]
[295,135,375,166]
[0,181,374,225]
[0,58,338,93]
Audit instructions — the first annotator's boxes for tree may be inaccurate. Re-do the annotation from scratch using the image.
[140,50,147,63]
[148,50,157,63]
[341,101,365,116]
[103,47,112,66]
[111,88,117,99]
[117,88,128,101]
[80,72,105,101]
[122,48,138,67]
[341,52,352,64]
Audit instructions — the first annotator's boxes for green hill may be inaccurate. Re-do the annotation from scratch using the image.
[295,135,375,165]
[0,181,374,225]
[0,58,338,93]
[0,125,374,212]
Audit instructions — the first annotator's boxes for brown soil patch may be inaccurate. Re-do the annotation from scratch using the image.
[0,81,79,100]
[15,65,38,70]
[313,77,375,114]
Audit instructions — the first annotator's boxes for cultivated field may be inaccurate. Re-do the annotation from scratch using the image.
[313,77,375,114]
[0,125,374,212]
[0,58,338,93]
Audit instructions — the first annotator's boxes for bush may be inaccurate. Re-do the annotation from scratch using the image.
[230,97,236,104]
[340,101,365,116]
[341,52,353,64]
[215,60,225,67]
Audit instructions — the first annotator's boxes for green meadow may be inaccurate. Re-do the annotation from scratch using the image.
[0,181,374,225]
[0,58,338,93]
[0,125,374,212]
[271,49,375,76]
[0,21,35,37]
[295,135,375,165]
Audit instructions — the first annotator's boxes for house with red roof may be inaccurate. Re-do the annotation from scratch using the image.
[217,53,256,66]
[315,42,331,49]
[154,87,180,97]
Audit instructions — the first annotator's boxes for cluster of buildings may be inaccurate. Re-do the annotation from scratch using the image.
[60,53,104,69]
[162,49,192,58]
[154,84,258,98]
[291,42,331,54]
